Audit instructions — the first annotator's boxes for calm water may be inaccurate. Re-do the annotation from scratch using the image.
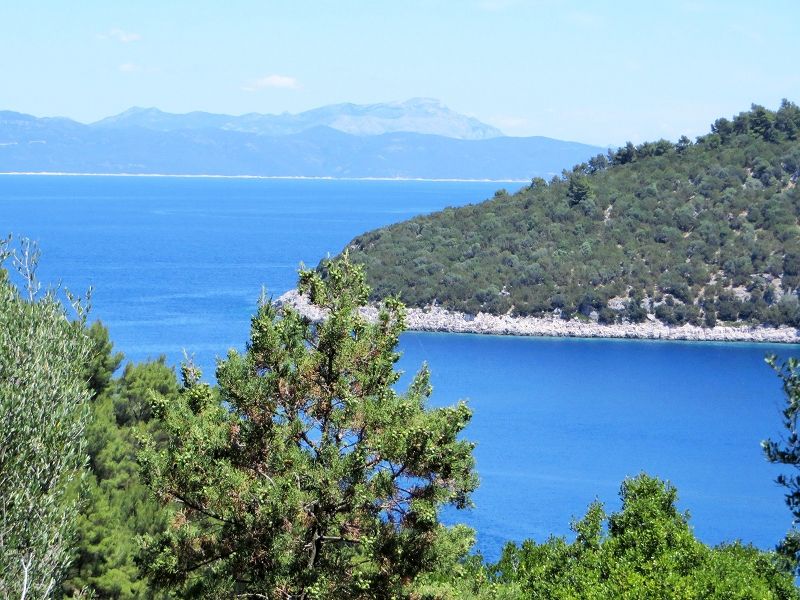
[1,175,509,369]
[1,175,795,560]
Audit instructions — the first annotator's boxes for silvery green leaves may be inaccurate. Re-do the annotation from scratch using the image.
[0,237,92,599]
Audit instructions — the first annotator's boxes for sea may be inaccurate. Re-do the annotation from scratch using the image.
[2,174,796,560]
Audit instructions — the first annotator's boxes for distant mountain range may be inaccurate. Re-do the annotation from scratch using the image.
[93,98,505,140]
[0,100,604,180]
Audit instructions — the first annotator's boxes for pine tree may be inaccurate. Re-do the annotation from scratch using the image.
[138,256,478,599]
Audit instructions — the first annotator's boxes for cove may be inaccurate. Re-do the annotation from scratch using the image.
[1,174,796,560]
[397,332,793,559]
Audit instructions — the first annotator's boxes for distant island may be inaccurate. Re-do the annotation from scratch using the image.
[0,99,603,180]
[326,101,800,335]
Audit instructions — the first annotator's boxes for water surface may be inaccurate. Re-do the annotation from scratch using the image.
[2,175,509,370]
[398,332,792,558]
[1,175,794,560]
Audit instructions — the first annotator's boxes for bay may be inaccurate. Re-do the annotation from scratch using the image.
[398,332,792,559]
[1,175,511,371]
[1,174,794,561]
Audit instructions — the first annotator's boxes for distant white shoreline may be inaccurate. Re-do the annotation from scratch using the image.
[277,289,800,345]
[0,171,528,183]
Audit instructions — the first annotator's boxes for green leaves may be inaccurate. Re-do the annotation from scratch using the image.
[566,175,594,207]
[0,238,93,598]
[139,253,477,598]
[484,475,798,599]
[65,346,179,599]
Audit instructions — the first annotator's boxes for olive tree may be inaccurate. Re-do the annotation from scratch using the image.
[0,238,93,599]
[138,256,478,599]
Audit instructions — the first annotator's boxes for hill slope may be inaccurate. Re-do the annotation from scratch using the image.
[340,101,800,328]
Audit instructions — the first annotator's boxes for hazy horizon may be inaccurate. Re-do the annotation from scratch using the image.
[2,1,798,146]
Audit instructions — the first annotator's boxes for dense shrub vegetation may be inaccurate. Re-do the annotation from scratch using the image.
[416,474,800,599]
[63,326,177,599]
[342,101,800,327]
[5,202,800,596]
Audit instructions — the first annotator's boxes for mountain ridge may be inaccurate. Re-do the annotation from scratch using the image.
[0,107,603,180]
[89,98,504,140]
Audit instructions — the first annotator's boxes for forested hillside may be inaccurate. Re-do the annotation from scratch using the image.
[342,101,800,327]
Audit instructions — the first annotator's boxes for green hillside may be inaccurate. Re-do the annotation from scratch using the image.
[339,101,800,327]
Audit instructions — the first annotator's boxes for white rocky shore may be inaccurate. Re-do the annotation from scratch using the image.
[276,289,800,344]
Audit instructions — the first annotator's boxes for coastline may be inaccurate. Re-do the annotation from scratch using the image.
[276,289,800,344]
[0,171,528,183]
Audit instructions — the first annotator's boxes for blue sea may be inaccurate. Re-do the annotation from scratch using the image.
[2,175,795,560]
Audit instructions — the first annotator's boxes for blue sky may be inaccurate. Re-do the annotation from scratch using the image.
[1,1,797,145]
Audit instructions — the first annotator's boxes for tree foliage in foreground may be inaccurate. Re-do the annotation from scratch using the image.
[0,238,92,599]
[343,101,800,328]
[64,329,178,599]
[763,354,800,572]
[417,475,798,600]
[138,256,478,599]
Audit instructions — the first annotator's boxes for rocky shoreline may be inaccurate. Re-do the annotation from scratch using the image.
[276,289,800,344]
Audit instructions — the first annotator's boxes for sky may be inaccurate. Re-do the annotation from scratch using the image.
[0,1,797,146]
